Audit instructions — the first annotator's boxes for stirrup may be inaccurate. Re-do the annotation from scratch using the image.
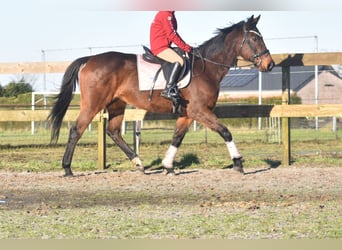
[161,87,179,99]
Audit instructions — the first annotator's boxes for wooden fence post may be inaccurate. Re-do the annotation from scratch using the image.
[281,66,291,166]
[97,110,107,170]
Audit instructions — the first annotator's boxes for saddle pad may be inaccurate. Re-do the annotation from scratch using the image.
[137,54,191,91]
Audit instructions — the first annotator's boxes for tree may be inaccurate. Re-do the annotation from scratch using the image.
[1,77,34,97]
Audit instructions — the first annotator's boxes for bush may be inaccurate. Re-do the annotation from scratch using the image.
[0,77,33,97]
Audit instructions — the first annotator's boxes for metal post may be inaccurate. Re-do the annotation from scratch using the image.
[41,50,47,92]
[31,92,35,135]
[258,71,262,130]
[332,117,337,132]
[133,120,141,155]
[314,35,319,130]
[315,65,319,130]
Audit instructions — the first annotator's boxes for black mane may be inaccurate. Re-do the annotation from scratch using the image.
[198,20,245,56]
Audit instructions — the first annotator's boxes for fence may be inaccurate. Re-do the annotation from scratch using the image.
[1,103,341,168]
[1,52,342,168]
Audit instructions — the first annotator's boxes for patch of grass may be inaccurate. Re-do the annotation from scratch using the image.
[1,201,341,239]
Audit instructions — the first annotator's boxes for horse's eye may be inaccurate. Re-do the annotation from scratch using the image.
[252,36,258,42]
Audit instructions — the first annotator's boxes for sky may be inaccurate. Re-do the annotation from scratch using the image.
[1,0,342,91]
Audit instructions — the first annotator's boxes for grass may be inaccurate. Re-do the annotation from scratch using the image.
[0,127,341,172]
[0,126,341,239]
[1,195,341,239]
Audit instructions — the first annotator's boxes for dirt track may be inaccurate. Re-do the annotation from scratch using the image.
[1,166,341,210]
[1,166,342,239]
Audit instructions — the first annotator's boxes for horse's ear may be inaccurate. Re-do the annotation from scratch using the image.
[247,15,260,28]
[248,15,260,24]
[247,15,253,23]
[254,15,261,24]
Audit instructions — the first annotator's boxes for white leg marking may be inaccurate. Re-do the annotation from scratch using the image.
[162,145,178,168]
[132,157,142,166]
[226,140,241,159]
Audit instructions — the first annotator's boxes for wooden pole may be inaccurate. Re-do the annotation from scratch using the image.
[97,110,107,170]
[1,104,341,122]
[281,66,291,166]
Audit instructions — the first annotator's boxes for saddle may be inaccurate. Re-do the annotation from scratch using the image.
[142,46,190,82]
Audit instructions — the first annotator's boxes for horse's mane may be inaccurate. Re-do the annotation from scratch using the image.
[198,20,245,56]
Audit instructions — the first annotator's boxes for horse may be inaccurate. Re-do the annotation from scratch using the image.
[48,15,274,177]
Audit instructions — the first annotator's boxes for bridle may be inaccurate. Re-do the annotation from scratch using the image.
[191,23,270,74]
[240,25,269,67]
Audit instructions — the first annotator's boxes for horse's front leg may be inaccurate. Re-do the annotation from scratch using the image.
[162,117,193,175]
[193,109,244,173]
[218,124,244,173]
[107,112,144,173]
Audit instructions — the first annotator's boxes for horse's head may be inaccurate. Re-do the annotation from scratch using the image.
[237,15,274,72]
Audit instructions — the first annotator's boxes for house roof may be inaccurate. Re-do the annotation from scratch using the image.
[220,65,339,92]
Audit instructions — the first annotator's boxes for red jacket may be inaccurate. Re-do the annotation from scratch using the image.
[150,11,192,55]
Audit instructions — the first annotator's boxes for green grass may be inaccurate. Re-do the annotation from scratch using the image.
[1,199,341,239]
[0,127,341,172]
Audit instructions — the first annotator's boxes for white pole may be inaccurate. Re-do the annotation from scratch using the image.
[332,117,336,132]
[314,36,319,130]
[258,71,262,130]
[31,93,35,135]
[314,65,319,130]
[88,48,93,132]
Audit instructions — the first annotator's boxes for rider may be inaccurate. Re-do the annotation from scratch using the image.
[150,11,192,104]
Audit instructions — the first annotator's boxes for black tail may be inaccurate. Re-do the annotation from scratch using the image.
[48,56,90,143]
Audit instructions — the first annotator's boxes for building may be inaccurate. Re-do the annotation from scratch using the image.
[220,65,342,104]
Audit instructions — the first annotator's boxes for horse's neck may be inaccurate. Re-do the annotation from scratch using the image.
[206,43,238,84]
[220,34,240,69]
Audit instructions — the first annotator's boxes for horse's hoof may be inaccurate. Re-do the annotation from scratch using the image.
[132,157,145,174]
[164,167,176,176]
[63,168,74,177]
[136,167,145,175]
[233,157,244,174]
[233,166,244,174]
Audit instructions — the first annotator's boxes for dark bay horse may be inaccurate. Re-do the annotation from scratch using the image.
[48,15,274,176]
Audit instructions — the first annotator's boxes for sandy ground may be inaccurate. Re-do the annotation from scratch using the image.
[1,166,341,210]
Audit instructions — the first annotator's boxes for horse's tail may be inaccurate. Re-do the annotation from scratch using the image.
[48,56,90,143]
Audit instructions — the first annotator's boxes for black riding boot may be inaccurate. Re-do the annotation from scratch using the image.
[161,62,182,101]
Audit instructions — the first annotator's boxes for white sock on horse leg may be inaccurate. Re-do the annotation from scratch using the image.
[226,140,241,159]
[162,145,178,168]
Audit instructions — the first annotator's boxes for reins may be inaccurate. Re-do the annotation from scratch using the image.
[190,24,269,76]
[189,49,239,77]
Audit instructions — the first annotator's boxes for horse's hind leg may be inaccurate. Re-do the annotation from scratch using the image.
[62,125,79,176]
[106,101,144,173]
[162,116,193,174]
[62,110,97,176]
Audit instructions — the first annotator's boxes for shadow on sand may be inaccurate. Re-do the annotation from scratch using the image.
[223,158,281,175]
[144,153,200,175]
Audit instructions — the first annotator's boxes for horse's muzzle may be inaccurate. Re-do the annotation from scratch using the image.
[259,56,275,72]
[267,60,275,72]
